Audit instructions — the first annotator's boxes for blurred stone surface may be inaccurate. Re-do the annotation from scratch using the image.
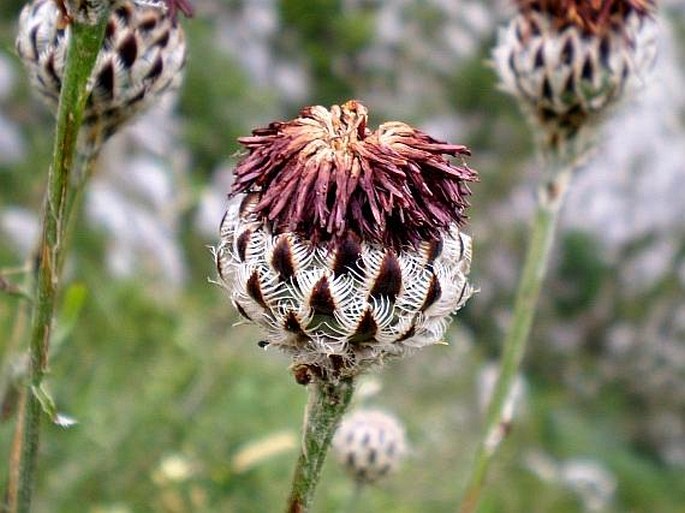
[0,51,16,100]
[0,206,38,257]
[0,51,26,165]
[213,0,309,105]
[194,161,234,240]
[85,95,189,293]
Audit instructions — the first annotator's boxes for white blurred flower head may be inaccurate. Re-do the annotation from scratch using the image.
[526,451,617,512]
[333,409,408,484]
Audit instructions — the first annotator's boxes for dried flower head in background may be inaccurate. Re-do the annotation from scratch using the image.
[52,0,111,25]
[51,0,193,26]
[216,101,477,382]
[16,0,188,155]
[332,409,407,485]
[493,0,658,151]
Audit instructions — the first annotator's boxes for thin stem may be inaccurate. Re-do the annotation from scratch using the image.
[457,165,574,513]
[286,378,355,513]
[6,13,109,513]
[339,480,365,513]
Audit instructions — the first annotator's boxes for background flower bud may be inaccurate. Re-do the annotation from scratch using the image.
[16,0,188,154]
[493,0,658,150]
[332,409,407,485]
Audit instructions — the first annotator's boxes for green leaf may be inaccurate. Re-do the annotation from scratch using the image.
[31,384,77,428]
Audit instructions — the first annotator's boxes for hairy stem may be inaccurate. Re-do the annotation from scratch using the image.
[286,379,355,513]
[6,14,108,513]
[457,163,574,513]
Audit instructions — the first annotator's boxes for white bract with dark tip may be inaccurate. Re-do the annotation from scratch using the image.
[332,409,407,485]
[16,0,187,152]
[217,194,473,381]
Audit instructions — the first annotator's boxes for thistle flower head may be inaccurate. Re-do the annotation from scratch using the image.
[16,0,188,154]
[494,0,658,152]
[332,409,407,485]
[217,101,477,383]
[232,100,477,251]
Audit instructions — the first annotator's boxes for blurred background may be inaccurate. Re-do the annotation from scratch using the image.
[1,1,684,512]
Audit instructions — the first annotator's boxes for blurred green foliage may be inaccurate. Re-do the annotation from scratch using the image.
[280,0,374,103]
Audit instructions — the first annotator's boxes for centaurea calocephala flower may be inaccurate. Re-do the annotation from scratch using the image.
[16,0,190,155]
[493,0,657,150]
[216,101,478,383]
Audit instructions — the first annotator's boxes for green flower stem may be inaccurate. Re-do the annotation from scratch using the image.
[339,480,365,513]
[457,164,573,513]
[7,13,109,513]
[286,378,355,513]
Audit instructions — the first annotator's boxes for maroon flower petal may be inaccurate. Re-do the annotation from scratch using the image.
[516,0,655,34]
[164,0,194,20]
[231,100,479,251]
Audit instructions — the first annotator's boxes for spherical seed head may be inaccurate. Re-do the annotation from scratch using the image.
[332,409,407,485]
[494,0,657,149]
[216,101,477,382]
[16,0,187,151]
